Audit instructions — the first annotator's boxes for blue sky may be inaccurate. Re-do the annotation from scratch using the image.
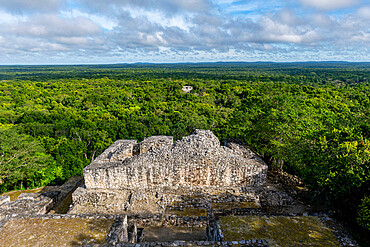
[0,0,369,64]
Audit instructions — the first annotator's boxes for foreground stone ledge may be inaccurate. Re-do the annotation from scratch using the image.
[0,193,53,216]
[97,239,269,246]
[0,212,358,246]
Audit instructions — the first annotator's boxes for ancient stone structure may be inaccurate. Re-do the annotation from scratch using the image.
[182,85,193,93]
[0,130,359,246]
[72,130,268,214]
[84,130,267,189]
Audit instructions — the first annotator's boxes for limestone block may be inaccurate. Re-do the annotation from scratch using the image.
[139,136,173,154]
[72,187,130,208]
[18,193,40,200]
[95,140,137,162]
[0,196,10,205]
[70,187,164,214]
[0,193,53,215]
[260,190,293,207]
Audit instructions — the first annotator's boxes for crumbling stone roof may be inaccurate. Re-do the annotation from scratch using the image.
[124,129,264,172]
[138,135,173,154]
[95,140,138,162]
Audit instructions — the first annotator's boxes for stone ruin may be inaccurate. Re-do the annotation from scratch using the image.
[0,130,359,246]
[182,85,193,93]
[0,193,53,217]
[86,129,267,189]
[70,129,268,215]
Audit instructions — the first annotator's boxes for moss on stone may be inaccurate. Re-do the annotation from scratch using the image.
[143,226,207,242]
[0,218,114,246]
[218,215,341,246]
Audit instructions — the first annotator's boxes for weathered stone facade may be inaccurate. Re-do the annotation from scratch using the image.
[84,130,267,190]
[138,135,173,154]
[72,130,268,215]
[0,193,53,216]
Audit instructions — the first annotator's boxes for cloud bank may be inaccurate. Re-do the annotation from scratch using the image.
[300,0,360,11]
[0,0,369,64]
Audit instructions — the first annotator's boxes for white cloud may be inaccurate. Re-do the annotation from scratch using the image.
[76,0,211,14]
[6,14,101,37]
[275,8,300,26]
[212,0,238,4]
[121,7,194,31]
[0,0,369,63]
[54,37,90,45]
[171,0,211,12]
[358,6,370,19]
[255,16,320,44]
[61,9,118,30]
[300,0,360,11]
[0,0,65,13]
[0,13,102,56]
[351,32,370,42]
[222,2,260,13]
[311,13,336,27]
[0,10,28,23]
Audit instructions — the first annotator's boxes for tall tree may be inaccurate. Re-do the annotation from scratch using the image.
[0,127,51,191]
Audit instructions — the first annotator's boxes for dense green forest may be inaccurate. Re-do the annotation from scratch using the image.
[0,62,369,241]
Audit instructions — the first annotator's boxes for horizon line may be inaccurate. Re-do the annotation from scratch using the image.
[1,60,370,66]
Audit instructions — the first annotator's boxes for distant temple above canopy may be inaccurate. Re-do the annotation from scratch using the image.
[182,85,193,93]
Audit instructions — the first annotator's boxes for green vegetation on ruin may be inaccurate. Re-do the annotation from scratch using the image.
[142,226,206,242]
[0,62,369,243]
[219,215,341,246]
[0,218,114,246]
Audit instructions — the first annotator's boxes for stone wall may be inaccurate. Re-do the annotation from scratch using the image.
[0,193,53,216]
[70,185,263,215]
[84,130,267,190]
